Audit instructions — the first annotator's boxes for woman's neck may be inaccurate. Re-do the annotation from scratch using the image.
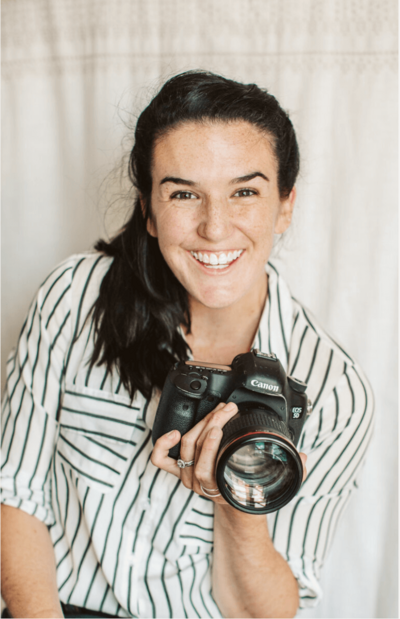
[185,274,268,366]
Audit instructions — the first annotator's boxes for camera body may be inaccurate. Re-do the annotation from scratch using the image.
[152,349,309,459]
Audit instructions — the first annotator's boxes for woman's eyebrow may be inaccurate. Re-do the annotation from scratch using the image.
[160,176,195,186]
[230,172,269,184]
[160,172,269,186]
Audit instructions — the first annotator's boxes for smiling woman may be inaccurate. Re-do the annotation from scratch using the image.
[1,71,373,619]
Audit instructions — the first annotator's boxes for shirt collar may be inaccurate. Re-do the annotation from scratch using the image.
[251,262,294,372]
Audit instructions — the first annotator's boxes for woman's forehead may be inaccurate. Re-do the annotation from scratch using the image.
[152,120,278,181]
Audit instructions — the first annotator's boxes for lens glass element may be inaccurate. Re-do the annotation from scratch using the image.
[223,438,298,509]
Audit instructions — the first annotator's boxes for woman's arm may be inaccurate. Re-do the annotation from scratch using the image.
[1,505,63,619]
[152,403,307,619]
[212,504,298,618]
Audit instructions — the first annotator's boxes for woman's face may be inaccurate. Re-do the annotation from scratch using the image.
[147,120,295,310]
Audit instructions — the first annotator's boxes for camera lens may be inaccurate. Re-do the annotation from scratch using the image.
[223,439,297,509]
[216,409,303,514]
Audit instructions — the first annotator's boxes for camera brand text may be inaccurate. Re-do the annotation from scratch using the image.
[251,379,279,392]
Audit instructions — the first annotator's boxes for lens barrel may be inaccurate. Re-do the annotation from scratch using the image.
[216,408,303,514]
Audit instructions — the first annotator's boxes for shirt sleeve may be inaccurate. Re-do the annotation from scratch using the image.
[268,364,375,609]
[1,259,75,525]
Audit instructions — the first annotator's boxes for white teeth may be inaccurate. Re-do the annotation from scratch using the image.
[190,250,244,267]
[210,253,218,265]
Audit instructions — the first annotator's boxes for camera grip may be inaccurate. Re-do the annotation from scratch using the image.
[152,376,199,459]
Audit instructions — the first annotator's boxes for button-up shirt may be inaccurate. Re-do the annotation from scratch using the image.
[1,252,374,617]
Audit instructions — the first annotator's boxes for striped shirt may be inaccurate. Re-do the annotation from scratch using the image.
[1,252,374,617]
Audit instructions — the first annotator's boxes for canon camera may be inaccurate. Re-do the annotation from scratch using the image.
[152,350,312,514]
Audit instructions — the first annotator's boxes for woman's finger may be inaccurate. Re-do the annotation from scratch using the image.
[300,452,308,482]
[150,429,182,478]
[194,401,238,462]
[179,402,226,462]
[192,402,238,500]
[179,402,226,487]
[193,425,225,500]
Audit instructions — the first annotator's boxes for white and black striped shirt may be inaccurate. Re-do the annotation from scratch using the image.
[1,252,374,617]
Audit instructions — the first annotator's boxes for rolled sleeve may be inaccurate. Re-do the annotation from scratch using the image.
[1,260,74,525]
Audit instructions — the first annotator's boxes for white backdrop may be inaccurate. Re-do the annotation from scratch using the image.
[2,1,398,617]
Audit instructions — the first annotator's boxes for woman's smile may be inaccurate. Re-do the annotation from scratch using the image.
[189,249,245,272]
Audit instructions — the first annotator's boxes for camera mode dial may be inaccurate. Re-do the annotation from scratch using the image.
[174,374,207,398]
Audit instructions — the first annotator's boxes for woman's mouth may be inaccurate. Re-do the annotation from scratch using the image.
[190,250,244,270]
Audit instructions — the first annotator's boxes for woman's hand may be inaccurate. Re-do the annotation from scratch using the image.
[151,401,308,501]
[151,401,239,502]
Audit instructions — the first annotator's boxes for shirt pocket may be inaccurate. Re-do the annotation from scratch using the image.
[161,491,215,565]
[178,494,215,551]
[57,383,147,493]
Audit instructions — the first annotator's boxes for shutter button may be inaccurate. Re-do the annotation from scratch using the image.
[190,380,202,390]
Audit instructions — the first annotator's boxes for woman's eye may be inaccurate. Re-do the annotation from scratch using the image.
[172,192,197,200]
[234,189,257,197]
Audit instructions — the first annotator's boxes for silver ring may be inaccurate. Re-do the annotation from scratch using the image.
[177,459,195,469]
[200,484,221,498]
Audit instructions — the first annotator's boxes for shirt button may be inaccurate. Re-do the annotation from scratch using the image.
[141,521,152,535]
[127,553,136,566]
[139,497,151,510]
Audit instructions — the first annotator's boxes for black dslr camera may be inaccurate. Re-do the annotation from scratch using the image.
[152,350,312,514]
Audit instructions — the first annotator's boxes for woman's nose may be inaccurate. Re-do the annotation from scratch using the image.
[197,198,233,242]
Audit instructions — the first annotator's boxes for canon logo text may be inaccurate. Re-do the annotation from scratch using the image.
[251,379,279,392]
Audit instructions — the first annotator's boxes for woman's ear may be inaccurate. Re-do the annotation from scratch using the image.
[140,195,158,238]
[274,186,296,235]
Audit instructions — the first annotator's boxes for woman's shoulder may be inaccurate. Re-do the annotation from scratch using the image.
[29,251,114,343]
[38,251,113,309]
[289,295,373,418]
[41,250,113,291]
[290,296,356,366]
[266,262,363,374]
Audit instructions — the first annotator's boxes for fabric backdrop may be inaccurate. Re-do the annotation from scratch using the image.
[2,1,397,617]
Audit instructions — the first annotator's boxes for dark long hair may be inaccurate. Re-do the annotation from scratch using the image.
[91,70,300,400]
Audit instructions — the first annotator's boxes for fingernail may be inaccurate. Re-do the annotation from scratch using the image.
[223,402,237,412]
[167,430,177,439]
[215,402,226,410]
[209,427,220,440]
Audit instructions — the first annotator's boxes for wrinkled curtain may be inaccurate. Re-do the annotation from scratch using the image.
[2,1,397,617]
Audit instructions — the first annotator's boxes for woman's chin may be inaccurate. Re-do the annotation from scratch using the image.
[188,288,244,311]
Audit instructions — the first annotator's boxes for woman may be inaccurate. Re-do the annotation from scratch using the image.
[1,71,374,618]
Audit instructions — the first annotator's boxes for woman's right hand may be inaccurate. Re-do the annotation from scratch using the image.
[151,401,239,502]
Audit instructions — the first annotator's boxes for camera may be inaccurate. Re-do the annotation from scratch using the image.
[152,350,312,514]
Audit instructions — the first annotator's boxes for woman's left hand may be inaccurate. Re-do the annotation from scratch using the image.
[151,400,308,502]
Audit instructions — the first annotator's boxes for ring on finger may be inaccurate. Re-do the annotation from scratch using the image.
[200,484,221,498]
[177,459,195,469]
